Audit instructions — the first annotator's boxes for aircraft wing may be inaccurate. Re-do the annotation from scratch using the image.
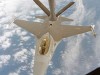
[49,25,92,41]
[14,20,48,38]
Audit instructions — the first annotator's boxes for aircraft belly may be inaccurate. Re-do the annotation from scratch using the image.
[33,61,49,75]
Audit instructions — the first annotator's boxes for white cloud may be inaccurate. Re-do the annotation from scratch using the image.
[9,72,19,75]
[69,0,86,24]
[0,30,14,49]
[0,0,39,75]
[13,49,28,63]
[20,35,30,42]
[94,20,100,64]
[61,37,83,75]
[60,0,93,75]
[9,65,33,75]
[1,38,11,49]
[0,55,11,68]
[0,0,99,75]
[58,0,100,75]
[0,37,11,50]
[52,68,61,75]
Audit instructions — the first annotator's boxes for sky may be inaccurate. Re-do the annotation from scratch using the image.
[0,0,100,75]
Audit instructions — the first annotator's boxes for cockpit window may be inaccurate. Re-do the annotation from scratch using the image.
[39,37,50,55]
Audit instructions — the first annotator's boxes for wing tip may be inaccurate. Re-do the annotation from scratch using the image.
[91,25,96,37]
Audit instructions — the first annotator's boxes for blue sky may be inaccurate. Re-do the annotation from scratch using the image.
[0,0,100,75]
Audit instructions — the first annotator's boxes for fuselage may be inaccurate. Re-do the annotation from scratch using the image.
[33,33,59,75]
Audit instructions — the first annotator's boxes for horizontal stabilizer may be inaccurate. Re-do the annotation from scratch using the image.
[59,16,73,22]
[35,16,47,19]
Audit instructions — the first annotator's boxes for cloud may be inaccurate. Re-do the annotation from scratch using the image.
[0,27,16,49]
[57,0,100,75]
[13,49,28,63]
[59,0,97,75]
[9,72,19,75]
[8,66,23,75]
[61,37,83,75]
[9,66,33,75]
[69,0,86,24]
[0,55,11,68]
[0,0,99,75]
[0,36,11,50]
[52,68,61,75]
[94,20,100,65]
